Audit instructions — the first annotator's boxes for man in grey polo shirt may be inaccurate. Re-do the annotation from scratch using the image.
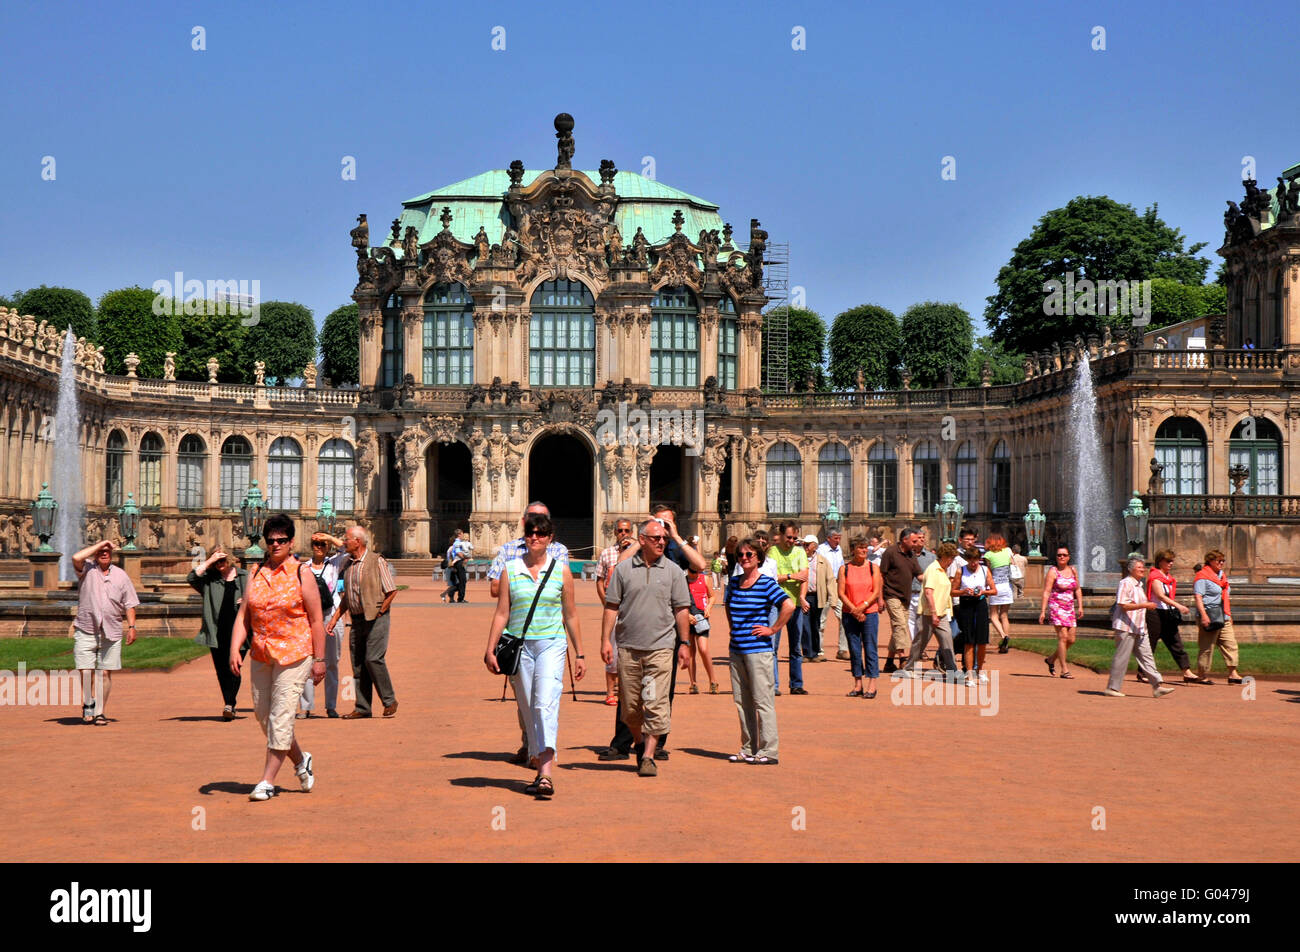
[600,519,693,777]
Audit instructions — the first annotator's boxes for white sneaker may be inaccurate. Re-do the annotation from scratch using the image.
[1152,685,1175,699]
[1103,688,1127,698]
[295,752,315,792]
[249,781,277,801]
[964,677,978,688]
[977,671,990,683]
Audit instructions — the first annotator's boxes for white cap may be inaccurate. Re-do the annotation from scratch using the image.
[802,534,819,545]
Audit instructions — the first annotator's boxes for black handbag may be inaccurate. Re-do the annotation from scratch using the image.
[1205,600,1226,632]
[493,558,558,676]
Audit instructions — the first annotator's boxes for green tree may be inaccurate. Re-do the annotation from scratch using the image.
[827,304,901,390]
[984,196,1210,354]
[16,286,98,340]
[97,287,182,379]
[0,289,23,309]
[900,301,973,389]
[243,301,317,385]
[319,304,360,385]
[960,336,1023,387]
[1199,283,1227,315]
[762,306,826,390]
[176,306,249,383]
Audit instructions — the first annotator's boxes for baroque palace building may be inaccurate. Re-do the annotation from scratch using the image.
[2,117,1300,580]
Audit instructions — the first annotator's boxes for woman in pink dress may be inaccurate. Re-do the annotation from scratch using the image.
[1038,545,1083,678]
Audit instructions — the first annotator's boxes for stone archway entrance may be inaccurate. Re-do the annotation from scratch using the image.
[426,441,472,556]
[528,432,594,557]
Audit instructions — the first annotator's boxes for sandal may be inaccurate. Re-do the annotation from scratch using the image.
[752,756,778,765]
[603,693,618,705]
[1044,657,1055,677]
[864,690,877,699]
[689,684,699,695]
[93,714,108,726]
[846,689,864,697]
[524,775,554,798]
[1059,671,1074,679]
[728,752,755,763]
[82,704,95,724]
[710,682,719,694]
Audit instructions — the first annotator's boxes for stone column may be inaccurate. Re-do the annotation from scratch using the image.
[801,442,818,518]
[897,439,914,521]
[163,432,179,510]
[401,292,424,387]
[205,433,221,510]
[356,293,383,390]
[472,310,491,384]
[698,308,718,384]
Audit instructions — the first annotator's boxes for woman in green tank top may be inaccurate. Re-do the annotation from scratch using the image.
[484,512,585,798]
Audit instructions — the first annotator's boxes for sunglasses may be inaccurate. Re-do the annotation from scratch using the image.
[523,529,551,538]
[737,551,758,560]
[641,535,667,543]
[616,527,633,534]
[266,537,290,546]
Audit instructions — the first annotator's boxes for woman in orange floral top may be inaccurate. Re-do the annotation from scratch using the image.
[231,513,327,802]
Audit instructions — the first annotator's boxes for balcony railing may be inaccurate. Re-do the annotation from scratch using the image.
[1148,494,1300,520]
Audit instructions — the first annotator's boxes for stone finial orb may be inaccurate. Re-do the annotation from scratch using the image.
[554,113,574,133]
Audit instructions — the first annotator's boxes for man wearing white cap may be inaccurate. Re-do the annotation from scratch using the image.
[815,528,845,659]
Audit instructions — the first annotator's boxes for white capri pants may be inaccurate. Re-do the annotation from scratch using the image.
[513,636,567,759]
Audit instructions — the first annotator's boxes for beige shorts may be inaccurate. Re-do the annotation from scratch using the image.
[251,656,313,750]
[617,646,673,737]
[73,628,122,670]
[884,598,911,652]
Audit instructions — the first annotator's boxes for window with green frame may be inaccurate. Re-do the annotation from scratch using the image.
[423,283,473,384]
[716,295,738,390]
[381,294,403,388]
[1229,417,1281,495]
[529,279,594,386]
[1154,417,1206,495]
[650,287,698,387]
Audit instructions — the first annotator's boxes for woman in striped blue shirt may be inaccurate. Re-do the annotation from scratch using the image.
[725,537,795,765]
[484,512,585,797]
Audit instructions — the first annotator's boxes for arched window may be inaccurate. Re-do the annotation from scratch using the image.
[529,279,594,386]
[1154,418,1206,495]
[766,442,802,516]
[138,433,164,508]
[717,295,739,391]
[177,435,206,509]
[267,437,303,511]
[913,440,940,514]
[817,442,851,516]
[423,283,473,385]
[220,436,253,509]
[318,438,355,512]
[1229,417,1281,495]
[954,440,977,513]
[988,439,1011,514]
[868,442,897,515]
[650,286,698,387]
[105,430,127,507]
[382,293,403,388]
[1270,269,1283,348]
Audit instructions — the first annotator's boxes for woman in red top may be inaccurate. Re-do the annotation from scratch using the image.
[231,513,327,802]
[837,535,884,698]
[685,567,717,694]
[1144,549,1200,683]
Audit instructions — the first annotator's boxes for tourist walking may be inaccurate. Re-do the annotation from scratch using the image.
[724,537,794,764]
[229,514,327,800]
[1194,551,1244,684]
[489,502,571,764]
[985,533,1015,653]
[188,547,248,720]
[1105,558,1174,698]
[600,519,693,777]
[327,526,399,719]
[1009,545,1028,601]
[1039,546,1083,678]
[770,522,809,695]
[685,564,717,694]
[954,546,995,685]
[880,529,923,673]
[899,542,959,676]
[596,518,634,705]
[441,529,472,603]
[801,535,821,660]
[484,511,585,798]
[299,533,346,718]
[814,528,844,660]
[837,535,883,698]
[71,540,140,725]
[1145,550,1201,683]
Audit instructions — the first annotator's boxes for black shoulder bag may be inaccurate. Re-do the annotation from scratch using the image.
[494,558,558,677]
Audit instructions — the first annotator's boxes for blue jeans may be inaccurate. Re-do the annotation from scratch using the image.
[512,637,567,758]
[774,610,806,691]
[843,612,879,679]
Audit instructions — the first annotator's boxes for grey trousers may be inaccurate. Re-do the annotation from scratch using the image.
[1108,627,1162,692]
[299,621,343,712]
[904,613,956,672]
[350,613,396,713]
[730,650,778,760]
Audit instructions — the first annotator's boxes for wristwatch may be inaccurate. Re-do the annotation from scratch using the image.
[312,656,326,663]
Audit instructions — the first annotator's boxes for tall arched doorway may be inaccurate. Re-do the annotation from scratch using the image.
[650,445,685,513]
[528,432,594,557]
[426,441,473,556]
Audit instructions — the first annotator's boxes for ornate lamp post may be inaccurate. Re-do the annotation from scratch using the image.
[1023,499,1045,558]
[240,480,268,559]
[118,493,140,550]
[935,484,963,543]
[1121,491,1149,558]
[317,495,340,538]
[32,483,58,552]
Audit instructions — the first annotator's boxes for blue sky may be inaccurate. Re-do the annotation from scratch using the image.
[0,0,1291,335]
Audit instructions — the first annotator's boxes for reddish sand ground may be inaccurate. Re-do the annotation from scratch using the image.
[6,574,1298,862]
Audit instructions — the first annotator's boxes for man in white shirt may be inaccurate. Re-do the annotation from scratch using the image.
[814,529,846,659]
